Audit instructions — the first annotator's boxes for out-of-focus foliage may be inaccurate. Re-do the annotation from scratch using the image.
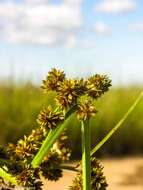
[0,83,143,157]
[0,82,54,144]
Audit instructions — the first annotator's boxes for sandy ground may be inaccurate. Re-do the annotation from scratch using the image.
[44,157,143,190]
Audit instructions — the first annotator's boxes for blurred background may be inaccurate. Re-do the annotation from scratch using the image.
[0,0,143,189]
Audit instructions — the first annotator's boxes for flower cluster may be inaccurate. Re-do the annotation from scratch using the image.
[87,74,112,99]
[0,126,70,189]
[56,79,80,108]
[37,106,64,130]
[69,157,108,190]
[13,164,42,189]
[7,127,46,162]
[0,68,111,189]
[41,152,63,181]
[42,68,65,91]
[77,96,98,121]
[42,68,111,117]
[51,130,71,161]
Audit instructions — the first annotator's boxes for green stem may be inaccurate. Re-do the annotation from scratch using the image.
[58,164,79,172]
[31,106,76,168]
[0,167,18,186]
[81,120,91,190]
[32,123,66,167]
[91,91,143,156]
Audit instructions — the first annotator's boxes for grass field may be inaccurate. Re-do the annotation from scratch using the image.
[0,82,143,157]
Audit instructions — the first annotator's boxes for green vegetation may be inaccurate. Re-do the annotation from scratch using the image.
[0,68,142,189]
[0,69,112,189]
[0,82,143,157]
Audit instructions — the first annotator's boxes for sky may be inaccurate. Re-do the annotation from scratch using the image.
[0,0,143,85]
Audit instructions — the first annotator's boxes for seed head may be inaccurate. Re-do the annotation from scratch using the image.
[16,165,42,189]
[87,74,111,99]
[0,69,111,189]
[29,127,46,142]
[37,106,64,129]
[56,79,80,108]
[40,152,63,181]
[52,131,71,161]
[91,157,108,190]
[77,96,97,121]
[14,136,38,160]
[42,68,65,92]
[69,158,108,190]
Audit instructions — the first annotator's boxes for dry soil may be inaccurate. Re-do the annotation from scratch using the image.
[44,157,143,190]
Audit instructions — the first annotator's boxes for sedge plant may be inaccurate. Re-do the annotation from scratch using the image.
[0,68,142,190]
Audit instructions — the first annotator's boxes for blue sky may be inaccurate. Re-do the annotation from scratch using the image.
[0,0,143,85]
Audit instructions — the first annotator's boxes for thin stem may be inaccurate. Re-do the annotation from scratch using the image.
[58,164,79,172]
[81,120,91,190]
[31,106,76,168]
[0,167,18,186]
[91,91,143,156]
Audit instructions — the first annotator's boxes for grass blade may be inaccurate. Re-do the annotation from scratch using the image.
[32,106,76,168]
[91,91,143,156]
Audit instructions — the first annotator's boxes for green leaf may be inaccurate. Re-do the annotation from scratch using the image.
[31,106,76,168]
[91,91,143,156]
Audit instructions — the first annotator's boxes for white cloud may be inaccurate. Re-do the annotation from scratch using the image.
[0,1,83,45]
[65,36,96,49]
[131,22,143,32]
[25,0,49,4]
[93,22,112,35]
[95,0,137,14]
[79,40,96,49]
[66,35,77,48]
[64,0,83,5]
[65,35,96,49]
[25,0,83,5]
[22,5,81,29]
